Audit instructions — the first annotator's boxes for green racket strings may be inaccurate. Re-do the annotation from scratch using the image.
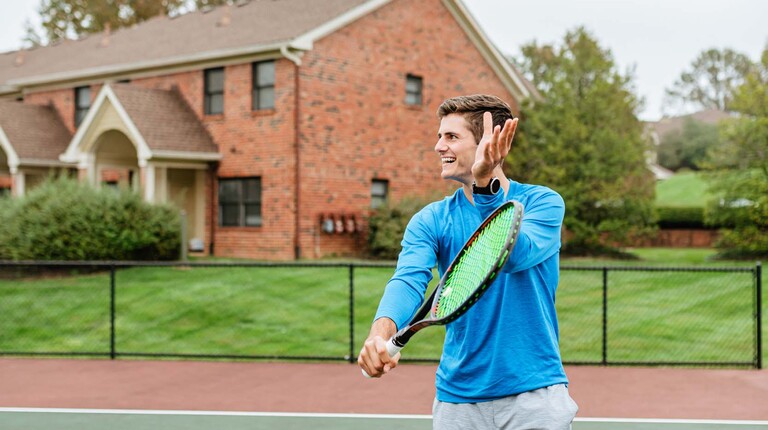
[435,205,518,319]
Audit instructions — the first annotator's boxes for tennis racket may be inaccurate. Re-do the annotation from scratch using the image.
[362,200,524,377]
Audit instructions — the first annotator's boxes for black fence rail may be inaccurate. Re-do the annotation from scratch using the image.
[0,261,762,368]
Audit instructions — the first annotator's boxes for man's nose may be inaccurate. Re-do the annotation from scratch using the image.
[434,137,447,152]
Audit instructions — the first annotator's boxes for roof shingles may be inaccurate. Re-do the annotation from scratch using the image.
[110,84,218,154]
[0,0,369,86]
[0,101,72,162]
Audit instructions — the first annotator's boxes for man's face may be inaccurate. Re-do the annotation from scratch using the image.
[435,113,477,185]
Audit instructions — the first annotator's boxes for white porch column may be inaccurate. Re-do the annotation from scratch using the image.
[11,170,24,197]
[143,162,155,203]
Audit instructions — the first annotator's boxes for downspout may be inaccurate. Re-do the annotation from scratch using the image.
[209,161,218,255]
[282,45,302,260]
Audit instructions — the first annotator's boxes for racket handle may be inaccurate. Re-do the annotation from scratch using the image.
[361,337,403,378]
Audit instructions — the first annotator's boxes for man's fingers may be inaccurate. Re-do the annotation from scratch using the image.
[482,111,494,138]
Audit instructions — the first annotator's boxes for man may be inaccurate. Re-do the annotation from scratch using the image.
[358,94,578,429]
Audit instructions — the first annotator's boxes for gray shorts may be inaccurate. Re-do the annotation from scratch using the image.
[432,384,578,430]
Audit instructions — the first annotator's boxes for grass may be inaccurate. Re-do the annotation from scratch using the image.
[0,249,763,367]
[655,171,710,208]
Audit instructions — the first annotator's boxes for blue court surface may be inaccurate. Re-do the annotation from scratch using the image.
[1,408,767,430]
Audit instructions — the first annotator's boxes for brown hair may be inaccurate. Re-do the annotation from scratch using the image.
[436,94,515,144]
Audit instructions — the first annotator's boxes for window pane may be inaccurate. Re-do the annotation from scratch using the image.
[220,204,240,226]
[371,180,388,208]
[219,180,241,203]
[206,68,224,92]
[371,181,387,196]
[245,204,262,226]
[244,178,261,202]
[257,61,275,85]
[258,88,275,110]
[208,94,223,115]
[76,87,91,109]
[406,75,422,105]
[406,78,421,93]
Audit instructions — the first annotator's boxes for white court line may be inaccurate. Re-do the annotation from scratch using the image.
[1,408,767,425]
[575,417,768,425]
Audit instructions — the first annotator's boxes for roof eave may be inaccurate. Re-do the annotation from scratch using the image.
[7,41,296,89]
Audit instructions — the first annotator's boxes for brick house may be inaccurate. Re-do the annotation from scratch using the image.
[0,0,533,260]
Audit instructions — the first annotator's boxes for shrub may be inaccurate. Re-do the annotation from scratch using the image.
[366,197,430,260]
[0,177,180,261]
[655,206,706,229]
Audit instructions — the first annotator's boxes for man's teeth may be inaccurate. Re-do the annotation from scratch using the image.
[442,157,456,164]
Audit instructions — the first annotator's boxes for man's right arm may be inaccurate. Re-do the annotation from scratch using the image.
[357,317,399,377]
[358,206,439,377]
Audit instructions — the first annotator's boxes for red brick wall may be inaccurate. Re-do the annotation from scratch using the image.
[24,88,79,134]
[296,0,515,258]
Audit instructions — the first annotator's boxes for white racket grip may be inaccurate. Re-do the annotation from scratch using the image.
[361,337,403,378]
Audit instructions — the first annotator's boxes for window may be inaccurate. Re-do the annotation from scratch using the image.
[252,60,275,110]
[204,67,224,115]
[74,86,91,126]
[371,179,389,209]
[405,74,423,106]
[219,177,262,227]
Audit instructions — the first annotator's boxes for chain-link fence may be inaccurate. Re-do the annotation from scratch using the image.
[0,261,762,368]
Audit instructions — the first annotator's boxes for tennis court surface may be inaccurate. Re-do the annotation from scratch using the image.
[1,359,766,429]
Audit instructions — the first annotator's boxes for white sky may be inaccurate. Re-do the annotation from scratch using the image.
[1,0,767,121]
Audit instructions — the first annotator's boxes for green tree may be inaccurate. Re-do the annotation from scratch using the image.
[511,27,655,255]
[704,46,768,258]
[657,118,721,171]
[28,0,230,45]
[664,48,753,113]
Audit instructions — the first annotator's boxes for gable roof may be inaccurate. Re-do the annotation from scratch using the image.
[0,0,534,102]
[0,101,73,172]
[62,84,220,164]
[111,84,220,156]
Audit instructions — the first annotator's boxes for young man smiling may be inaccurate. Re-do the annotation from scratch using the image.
[358,94,577,429]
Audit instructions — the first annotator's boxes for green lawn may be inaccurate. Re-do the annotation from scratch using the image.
[655,171,710,208]
[0,252,763,367]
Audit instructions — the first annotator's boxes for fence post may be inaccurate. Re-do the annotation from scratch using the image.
[602,267,608,366]
[349,264,355,363]
[757,262,763,369]
[110,264,116,360]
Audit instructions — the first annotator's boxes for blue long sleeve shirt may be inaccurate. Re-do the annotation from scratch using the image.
[374,180,568,403]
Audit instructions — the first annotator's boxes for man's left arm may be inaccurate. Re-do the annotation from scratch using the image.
[474,189,564,272]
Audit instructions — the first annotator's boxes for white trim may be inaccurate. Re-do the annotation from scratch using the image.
[0,126,20,174]
[145,160,211,170]
[280,45,303,67]
[151,150,222,161]
[441,0,533,102]
[17,158,75,168]
[61,84,152,165]
[292,0,391,49]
